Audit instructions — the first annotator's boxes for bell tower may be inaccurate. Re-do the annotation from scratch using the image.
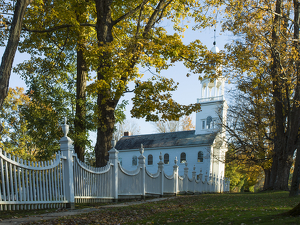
[195,45,227,135]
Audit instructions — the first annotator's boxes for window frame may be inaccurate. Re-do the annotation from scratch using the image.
[197,151,203,163]
[164,153,169,164]
[148,154,153,165]
[180,152,186,164]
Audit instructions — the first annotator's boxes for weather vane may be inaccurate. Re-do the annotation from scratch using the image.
[213,9,219,46]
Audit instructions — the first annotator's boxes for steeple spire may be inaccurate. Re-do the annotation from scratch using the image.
[213,28,216,46]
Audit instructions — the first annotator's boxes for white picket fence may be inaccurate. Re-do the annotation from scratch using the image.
[0,119,230,211]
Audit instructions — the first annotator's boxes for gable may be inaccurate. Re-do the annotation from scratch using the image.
[115,130,218,150]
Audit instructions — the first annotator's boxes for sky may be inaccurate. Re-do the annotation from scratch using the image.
[4,23,234,140]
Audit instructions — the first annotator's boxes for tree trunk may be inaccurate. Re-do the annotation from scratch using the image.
[290,149,300,196]
[289,0,300,197]
[74,46,87,162]
[94,98,116,167]
[94,0,115,167]
[274,155,293,191]
[0,0,32,109]
[268,152,278,190]
[269,0,294,191]
[263,168,271,190]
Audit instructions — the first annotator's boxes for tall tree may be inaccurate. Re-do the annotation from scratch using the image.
[224,77,274,190]
[220,0,300,191]
[92,0,205,166]
[17,0,95,161]
[0,0,32,110]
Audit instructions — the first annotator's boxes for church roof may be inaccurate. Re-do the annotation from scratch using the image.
[115,130,218,150]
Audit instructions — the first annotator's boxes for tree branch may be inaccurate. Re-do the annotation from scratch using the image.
[112,0,149,26]
[22,23,96,33]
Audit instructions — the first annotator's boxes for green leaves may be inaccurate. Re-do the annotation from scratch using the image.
[131,75,201,121]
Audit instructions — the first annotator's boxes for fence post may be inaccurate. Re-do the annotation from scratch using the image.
[108,137,119,202]
[220,176,223,193]
[199,169,203,181]
[209,173,213,193]
[192,165,196,193]
[60,117,75,209]
[227,178,230,192]
[198,169,203,193]
[213,174,216,193]
[192,165,196,180]
[158,152,164,197]
[173,157,179,195]
[205,171,208,193]
[138,144,146,199]
[184,162,189,193]
[217,175,220,193]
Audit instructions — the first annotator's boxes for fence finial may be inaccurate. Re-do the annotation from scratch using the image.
[111,136,116,148]
[62,117,69,137]
[139,144,144,155]
[159,152,162,161]
[174,156,178,165]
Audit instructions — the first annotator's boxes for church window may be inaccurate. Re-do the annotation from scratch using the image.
[148,154,153,165]
[202,121,205,129]
[164,153,169,164]
[180,152,186,163]
[198,151,203,162]
[206,116,212,129]
[132,156,137,166]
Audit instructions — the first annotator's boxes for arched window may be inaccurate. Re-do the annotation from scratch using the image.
[164,153,169,164]
[148,154,153,165]
[206,116,212,129]
[180,152,186,164]
[132,156,137,166]
[198,151,203,162]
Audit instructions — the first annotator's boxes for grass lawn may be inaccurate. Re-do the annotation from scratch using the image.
[1,191,300,224]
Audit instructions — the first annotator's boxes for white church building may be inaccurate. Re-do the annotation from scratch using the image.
[115,45,228,178]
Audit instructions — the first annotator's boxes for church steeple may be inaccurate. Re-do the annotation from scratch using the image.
[195,43,227,135]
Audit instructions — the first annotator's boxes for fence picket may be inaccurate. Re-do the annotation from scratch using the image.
[17,157,21,202]
[5,155,10,202]
[32,162,36,203]
[0,155,6,202]
[13,156,18,203]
